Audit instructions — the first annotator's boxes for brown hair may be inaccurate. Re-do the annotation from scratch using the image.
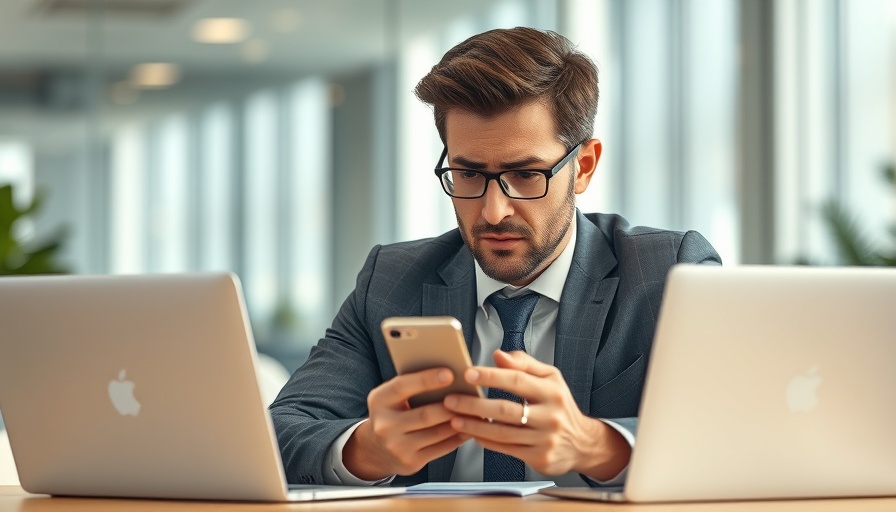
[414,27,598,151]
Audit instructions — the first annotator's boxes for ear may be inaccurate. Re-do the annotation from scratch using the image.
[573,138,601,194]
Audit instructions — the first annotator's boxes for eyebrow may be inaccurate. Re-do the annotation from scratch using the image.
[450,154,550,170]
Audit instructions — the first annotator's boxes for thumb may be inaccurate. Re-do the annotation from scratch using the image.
[493,349,556,378]
[493,349,533,369]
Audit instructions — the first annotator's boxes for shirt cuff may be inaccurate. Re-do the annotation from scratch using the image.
[323,418,396,486]
[582,418,635,486]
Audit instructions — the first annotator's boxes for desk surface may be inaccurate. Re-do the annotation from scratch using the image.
[2,486,896,512]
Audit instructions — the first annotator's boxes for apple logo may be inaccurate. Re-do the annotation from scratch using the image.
[786,365,822,412]
[108,369,141,416]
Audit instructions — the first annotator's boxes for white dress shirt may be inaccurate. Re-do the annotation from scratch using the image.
[324,218,633,486]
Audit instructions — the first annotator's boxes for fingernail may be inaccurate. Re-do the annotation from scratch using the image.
[445,395,458,408]
[438,369,453,383]
[452,417,465,429]
[466,369,480,382]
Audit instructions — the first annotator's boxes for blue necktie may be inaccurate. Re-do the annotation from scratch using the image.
[483,292,540,482]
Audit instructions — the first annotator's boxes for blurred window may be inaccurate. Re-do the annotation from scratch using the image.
[567,0,739,264]
[109,125,147,273]
[149,114,191,272]
[0,140,35,243]
[244,90,280,323]
[286,78,332,342]
[774,0,893,264]
[199,103,236,272]
[0,140,33,204]
[397,33,444,241]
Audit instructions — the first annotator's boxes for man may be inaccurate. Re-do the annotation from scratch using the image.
[270,27,720,487]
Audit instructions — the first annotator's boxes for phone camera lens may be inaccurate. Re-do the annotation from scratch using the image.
[389,330,401,339]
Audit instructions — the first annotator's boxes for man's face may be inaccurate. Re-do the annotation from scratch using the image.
[444,101,597,286]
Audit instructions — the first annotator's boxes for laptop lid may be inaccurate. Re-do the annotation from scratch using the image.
[0,273,403,502]
[622,265,896,502]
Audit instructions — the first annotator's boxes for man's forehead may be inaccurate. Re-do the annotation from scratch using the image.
[443,103,562,154]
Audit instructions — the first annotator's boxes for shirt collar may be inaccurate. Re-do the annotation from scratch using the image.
[475,214,577,313]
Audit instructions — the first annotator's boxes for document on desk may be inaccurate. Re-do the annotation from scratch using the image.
[405,481,555,496]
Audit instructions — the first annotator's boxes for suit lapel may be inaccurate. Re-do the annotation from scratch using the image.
[421,244,477,482]
[422,246,477,352]
[554,211,619,415]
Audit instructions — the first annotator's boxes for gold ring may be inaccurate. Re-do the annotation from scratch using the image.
[521,399,529,425]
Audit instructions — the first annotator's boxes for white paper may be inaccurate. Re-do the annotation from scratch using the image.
[405,481,556,496]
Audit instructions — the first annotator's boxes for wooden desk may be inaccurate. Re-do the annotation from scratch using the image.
[2,486,895,512]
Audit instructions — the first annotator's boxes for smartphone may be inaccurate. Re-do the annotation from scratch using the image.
[381,316,485,408]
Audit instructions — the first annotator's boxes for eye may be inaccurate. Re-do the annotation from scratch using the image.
[457,170,480,180]
[508,170,540,180]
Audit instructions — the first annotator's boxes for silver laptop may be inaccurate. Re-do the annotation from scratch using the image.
[0,273,404,502]
[542,264,896,503]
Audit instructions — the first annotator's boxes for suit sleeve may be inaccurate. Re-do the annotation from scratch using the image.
[268,246,386,485]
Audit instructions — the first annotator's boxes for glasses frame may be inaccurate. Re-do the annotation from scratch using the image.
[433,142,582,200]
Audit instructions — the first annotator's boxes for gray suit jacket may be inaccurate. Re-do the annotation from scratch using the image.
[270,211,721,486]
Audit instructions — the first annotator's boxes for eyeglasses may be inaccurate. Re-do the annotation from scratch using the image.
[434,143,582,200]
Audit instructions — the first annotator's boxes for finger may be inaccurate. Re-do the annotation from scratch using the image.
[378,423,469,477]
[493,349,557,378]
[374,414,460,456]
[450,414,540,446]
[370,368,454,407]
[465,366,548,402]
[400,420,468,451]
[380,402,458,434]
[412,434,470,473]
[445,394,538,428]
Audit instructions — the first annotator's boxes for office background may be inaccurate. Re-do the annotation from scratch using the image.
[0,0,893,372]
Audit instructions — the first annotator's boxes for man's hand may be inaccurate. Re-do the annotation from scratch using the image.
[443,350,631,481]
[343,368,469,481]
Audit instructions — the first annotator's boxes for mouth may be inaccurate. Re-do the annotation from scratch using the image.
[479,233,525,250]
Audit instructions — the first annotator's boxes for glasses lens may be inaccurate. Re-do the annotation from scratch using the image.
[500,171,547,199]
[441,170,486,198]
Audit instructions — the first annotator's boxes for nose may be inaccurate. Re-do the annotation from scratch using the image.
[480,178,514,225]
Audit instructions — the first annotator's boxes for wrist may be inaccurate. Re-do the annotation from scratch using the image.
[574,417,631,481]
[343,421,392,481]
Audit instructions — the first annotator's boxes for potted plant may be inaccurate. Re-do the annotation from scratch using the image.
[0,183,69,275]
[818,164,896,266]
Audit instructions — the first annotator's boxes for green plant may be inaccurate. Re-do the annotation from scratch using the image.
[0,183,69,275]
[271,298,301,332]
[817,163,896,266]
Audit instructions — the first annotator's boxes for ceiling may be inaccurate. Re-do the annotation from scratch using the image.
[0,0,502,76]
[0,0,509,150]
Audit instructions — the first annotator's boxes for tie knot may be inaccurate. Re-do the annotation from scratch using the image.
[487,292,540,335]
